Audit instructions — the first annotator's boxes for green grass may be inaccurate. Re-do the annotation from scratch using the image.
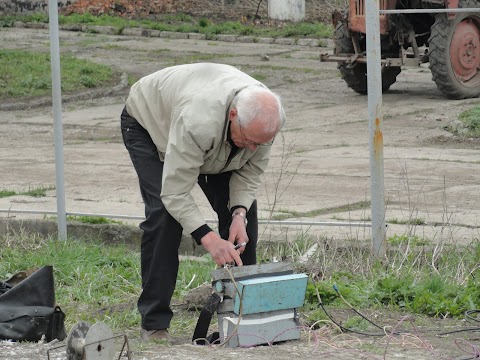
[458,105,480,136]
[0,49,114,98]
[249,73,269,82]
[0,186,55,198]
[298,238,480,319]
[342,315,371,331]
[66,215,122,225]
[0,234,214,332]
[388,217,426,226]
[259,233,479,320]
[0,230,478,334]
[387,234,430,246]
[0,190,16,198]
[0,236,141,329]
[0,13,334,40]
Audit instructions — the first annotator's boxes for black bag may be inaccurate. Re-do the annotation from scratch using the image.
[0,266,66,342]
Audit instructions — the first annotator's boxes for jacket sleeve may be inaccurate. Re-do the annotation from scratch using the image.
[229,145,271,211]
[160,118,209,235]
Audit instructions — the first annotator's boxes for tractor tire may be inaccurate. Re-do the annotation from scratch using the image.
[428,0,480,99]
[335,21,401,95]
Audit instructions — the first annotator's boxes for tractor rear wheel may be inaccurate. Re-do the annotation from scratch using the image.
[335,21,401,95]
[428,0,480,99]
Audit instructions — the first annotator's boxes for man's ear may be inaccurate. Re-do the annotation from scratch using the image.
[229,108,237,122]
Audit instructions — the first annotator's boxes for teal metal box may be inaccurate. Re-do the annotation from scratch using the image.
[234,274,308,315]
[211,263,308,347]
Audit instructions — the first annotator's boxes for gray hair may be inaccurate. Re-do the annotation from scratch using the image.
[233,85,285,133]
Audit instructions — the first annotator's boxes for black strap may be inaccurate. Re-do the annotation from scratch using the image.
[192,292,222,345]
[46,306,66,342]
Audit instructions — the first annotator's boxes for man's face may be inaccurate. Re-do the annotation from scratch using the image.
[229,108,275,151]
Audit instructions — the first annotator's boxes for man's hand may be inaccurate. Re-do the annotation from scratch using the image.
[229,210,249,254]
[200,232,243,267]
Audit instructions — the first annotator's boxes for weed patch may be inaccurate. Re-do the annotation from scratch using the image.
[0,232,478,334]
[66,215,122,225]
[389,217,426,226]
[0,190,16,198]
[387,234,430,246]
[260,235,479,322]
[459,105,480,137]
[0,186,55,198]
[0,49,114,98]
[0,234,215,331]
[1,13,334,39]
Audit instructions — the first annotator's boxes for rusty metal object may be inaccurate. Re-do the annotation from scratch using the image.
[450,18,480,83]
[349,0,397,34]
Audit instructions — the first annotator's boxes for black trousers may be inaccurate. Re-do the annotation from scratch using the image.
[120,108,258,330]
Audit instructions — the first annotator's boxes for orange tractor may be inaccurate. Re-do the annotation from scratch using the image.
[320,0,480,99]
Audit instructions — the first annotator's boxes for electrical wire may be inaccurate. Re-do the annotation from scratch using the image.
[466,310,480,323]
[216,265,244,347]
[434,309,480,336]
[437,327,480,336]
[315,284,480,360]
[332,283,391,332]
[317,300,387,337]
[317,284,480,339]
[314,283,386,337]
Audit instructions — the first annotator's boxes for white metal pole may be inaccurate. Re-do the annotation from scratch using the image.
[365,0,386,257]
[48,0,67,240]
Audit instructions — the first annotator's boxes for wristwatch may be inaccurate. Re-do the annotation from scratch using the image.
[232,211,248,227]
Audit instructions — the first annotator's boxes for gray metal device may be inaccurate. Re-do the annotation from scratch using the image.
[66,321,115,360]
[212,262,308,347]
[48,321,131,360]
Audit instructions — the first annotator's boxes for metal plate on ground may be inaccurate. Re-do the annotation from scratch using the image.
[84,322,115,360]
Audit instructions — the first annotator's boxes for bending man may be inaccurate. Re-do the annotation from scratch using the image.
[121,62,286,341]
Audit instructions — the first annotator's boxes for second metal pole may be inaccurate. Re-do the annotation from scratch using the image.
[48,0,68,240]
[365,0,387,257]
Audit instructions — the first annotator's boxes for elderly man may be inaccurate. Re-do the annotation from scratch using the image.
[121,62,286,341]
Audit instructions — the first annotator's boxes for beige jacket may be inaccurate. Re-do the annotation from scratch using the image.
[125,63,275,234]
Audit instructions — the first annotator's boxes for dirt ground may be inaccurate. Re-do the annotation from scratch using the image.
[1,26,480,359]
[1,308,480,359]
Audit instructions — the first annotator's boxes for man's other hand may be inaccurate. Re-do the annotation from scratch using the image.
[228,212,249,254]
